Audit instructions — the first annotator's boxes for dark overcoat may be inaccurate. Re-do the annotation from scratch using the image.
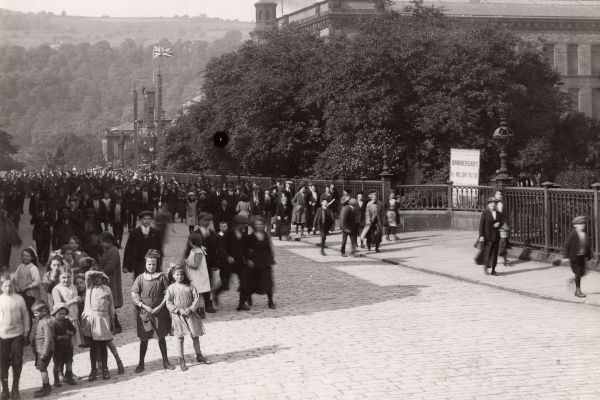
[123,226,163,277]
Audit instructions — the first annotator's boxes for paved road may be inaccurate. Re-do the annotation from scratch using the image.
[8,220,600,399]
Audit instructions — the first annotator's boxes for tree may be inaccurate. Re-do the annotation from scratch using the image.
[0,129,24,170]
[165,3,566,180]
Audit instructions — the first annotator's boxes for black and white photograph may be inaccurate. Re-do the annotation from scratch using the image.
[0,0,599,398]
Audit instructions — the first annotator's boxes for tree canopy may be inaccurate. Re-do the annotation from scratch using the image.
[0,129,24,171]
[163,3,585,182]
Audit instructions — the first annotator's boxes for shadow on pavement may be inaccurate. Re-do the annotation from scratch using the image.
[498,264,562,276]
[206,246,428,323]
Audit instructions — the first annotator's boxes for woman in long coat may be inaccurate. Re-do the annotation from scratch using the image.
[275,195,293,241]
[246,216,276,309]
[291,186,308,236]
[130,249,174,372]
[98,232,123,333]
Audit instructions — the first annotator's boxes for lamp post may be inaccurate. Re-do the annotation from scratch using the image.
[360,174,367,192]
[120,133,126,167]
[492,114,514,192]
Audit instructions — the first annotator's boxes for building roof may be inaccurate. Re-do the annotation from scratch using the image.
[392,0,600,19]
[110,122,134,132]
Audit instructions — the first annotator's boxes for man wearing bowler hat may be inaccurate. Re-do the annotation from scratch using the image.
[478,197,503,276]
[123,211,163,277]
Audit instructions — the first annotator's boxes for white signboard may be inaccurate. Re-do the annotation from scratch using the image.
[450,148,480,186]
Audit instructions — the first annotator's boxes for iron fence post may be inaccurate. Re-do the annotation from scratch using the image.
[446,180,453,211]
[592,183,600,261]
[542,181,554,253]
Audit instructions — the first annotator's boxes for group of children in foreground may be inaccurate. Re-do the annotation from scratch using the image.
[0,240,223,399]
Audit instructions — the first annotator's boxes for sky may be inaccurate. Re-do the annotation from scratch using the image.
[0,0,315,21]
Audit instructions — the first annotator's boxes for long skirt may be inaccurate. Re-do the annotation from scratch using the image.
[248,266,274,295]
[277,221,291,238]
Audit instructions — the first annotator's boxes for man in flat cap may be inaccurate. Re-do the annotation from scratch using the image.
[564,215,591,297]
[478,197,503,276]
[123,211,163,277]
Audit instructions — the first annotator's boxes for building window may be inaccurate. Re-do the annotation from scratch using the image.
[542,44,554,67]
[593,88,600,119]
[258,10,263,21]
[592,45,600,76]
[567,44,579,75]
[568,88,580,112]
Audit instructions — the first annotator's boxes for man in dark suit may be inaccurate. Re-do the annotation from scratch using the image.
[52,206,75,250]
[313,199,335,256]
[249,183,264,217]
[125,183,140,231]
[478,197,503,276]
[123,211,163,277]
[340,196,356,257]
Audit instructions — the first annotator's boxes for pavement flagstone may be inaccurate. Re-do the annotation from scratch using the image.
[7,221,600,399]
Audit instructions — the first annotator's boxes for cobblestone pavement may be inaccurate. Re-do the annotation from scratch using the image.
[8,221,600,399]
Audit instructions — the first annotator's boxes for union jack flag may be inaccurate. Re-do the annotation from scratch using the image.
[152,46,174,58]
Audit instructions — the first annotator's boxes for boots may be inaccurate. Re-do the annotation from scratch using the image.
[88,369,97,382]
[32,384,51,398]
[53,371,62,388]
[114,315,122,334]
[179,357,188,371]
[575,289,586,298]
[102,368,110,380]
[10,376,20,400]
[116,359,125,375]
[1,379,9,400]
[163,360,175,370]
[64,371,77,386]
[196,353,211,364]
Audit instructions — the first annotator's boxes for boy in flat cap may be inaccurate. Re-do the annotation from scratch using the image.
[564,216,591,298]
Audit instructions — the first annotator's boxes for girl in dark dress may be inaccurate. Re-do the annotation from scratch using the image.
[246,216,276,309]
[130,249,174,372]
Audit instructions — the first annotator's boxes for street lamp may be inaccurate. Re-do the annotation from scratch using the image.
[120,133,126,167]
[360,174,367,192]
[492,113,514,191]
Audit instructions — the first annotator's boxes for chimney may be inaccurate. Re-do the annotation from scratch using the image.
[133,87,139,165]
[155,71,162,136]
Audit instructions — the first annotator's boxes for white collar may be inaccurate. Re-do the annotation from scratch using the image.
[141,225,150,235]
[142,272,162,281]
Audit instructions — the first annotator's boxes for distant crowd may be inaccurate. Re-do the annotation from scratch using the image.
[0,166,403,399]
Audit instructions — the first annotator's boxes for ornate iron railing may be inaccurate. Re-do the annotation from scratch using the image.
[157,172,383,202]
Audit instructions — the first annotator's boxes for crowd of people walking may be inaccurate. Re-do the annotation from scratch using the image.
[0,166,405,399]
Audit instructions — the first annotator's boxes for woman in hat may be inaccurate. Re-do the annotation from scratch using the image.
[246,216,276,309]
[186,191,199,234]
[564,216,591,298]
[478,197,502,276]
[130,249,174,372]
[98,232,123,333]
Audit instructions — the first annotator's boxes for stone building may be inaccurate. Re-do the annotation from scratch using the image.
[101,72,168,167]
[251,0,600,118]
